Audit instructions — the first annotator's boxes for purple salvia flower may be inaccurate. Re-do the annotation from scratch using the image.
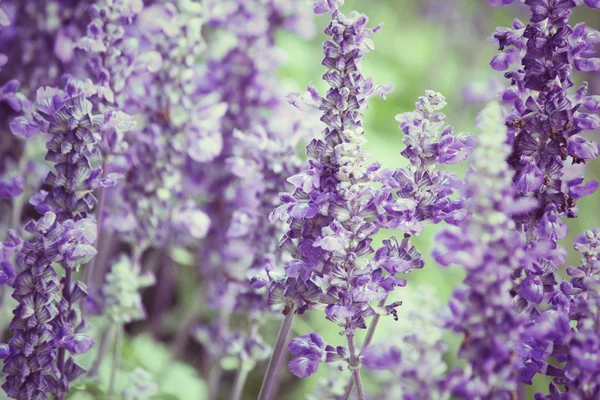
[287,333,330,378]
[1,212,97,400]
[3,79,117,398]
[327,92,475,398]
[268,6,474,399]
[266,4,459,399]
[379,91,475,234]
[1,215,62,400]
[270,4,393,320]
[491,0,600,240]
[12,81,105,221]
[533,229,600,399]
[433,103,529,399]
[488,0,600,325]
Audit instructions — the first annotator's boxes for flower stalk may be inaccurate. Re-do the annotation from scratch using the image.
[258,308,296,400]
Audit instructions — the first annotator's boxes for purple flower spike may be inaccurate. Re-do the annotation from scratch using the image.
[435,103,529,397]
[488,1,600,336]
[3,78,110,400]
[534,229,600,398]
[492,0,600,244]
[269,4,474,398]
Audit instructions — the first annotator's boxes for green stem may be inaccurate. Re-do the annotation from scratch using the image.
[108,324,123,398]
[346,330,365,400]
[88,326,112,377]
[230,366,250,400]
[343,298,386,398]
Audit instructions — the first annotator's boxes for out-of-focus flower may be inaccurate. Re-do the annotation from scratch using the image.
[368,285,449,400]
[194,0,317,381]
[433,103,529,398]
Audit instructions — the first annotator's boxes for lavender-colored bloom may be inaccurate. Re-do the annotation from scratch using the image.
[278,6,474,394]
[288,332,347,378]
[433,103,530,398]
[105,2,218,250]
[271,2,393,319]
[72,0,146,234]
[288,333,327,378]
[379,91,474,234]
[269,5,398,390]
[11,81,106,220]
[76,0,144,106]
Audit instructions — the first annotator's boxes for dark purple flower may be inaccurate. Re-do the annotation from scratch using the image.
[61,334,95,355]
[288,333,328,378]
[519,275,545,304]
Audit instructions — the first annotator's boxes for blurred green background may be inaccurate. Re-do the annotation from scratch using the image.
[271,0,600,398]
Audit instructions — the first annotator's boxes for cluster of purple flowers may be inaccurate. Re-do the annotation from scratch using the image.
[0,0,599,399]
[259,1,477,399]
